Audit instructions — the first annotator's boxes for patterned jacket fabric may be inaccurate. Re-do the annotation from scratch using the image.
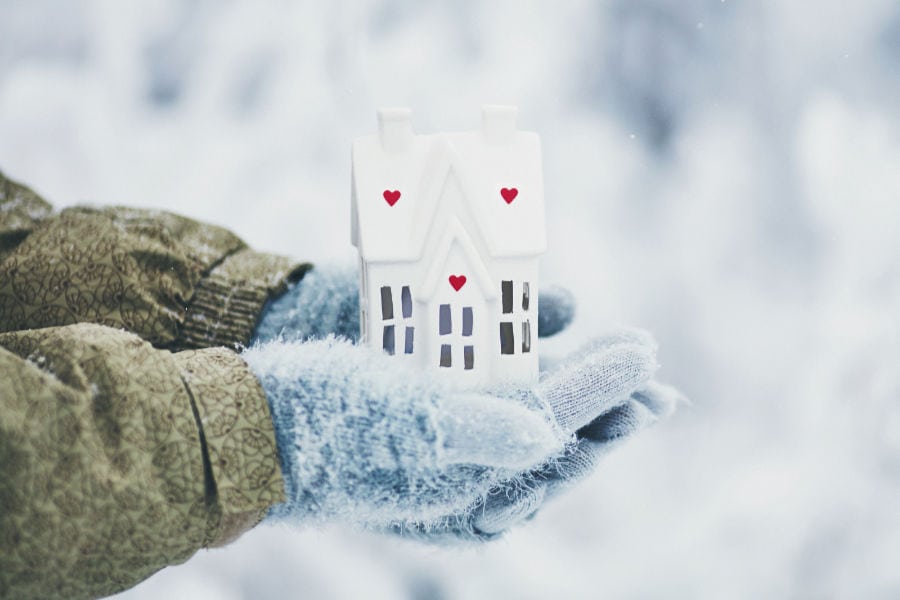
[0,171,308,599]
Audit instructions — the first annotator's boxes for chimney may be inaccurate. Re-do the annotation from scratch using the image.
[377,107,414,153]
[482,105,517,143]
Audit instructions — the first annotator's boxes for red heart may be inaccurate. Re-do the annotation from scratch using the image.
[383,190,401,206]
[449,275,467,291]
[501,187,518,204]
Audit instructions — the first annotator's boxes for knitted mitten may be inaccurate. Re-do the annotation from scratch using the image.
[241,331,660,533]
[404,378,683,541]
[247,265,678,539]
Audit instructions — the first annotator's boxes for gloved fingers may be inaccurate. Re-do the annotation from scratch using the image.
[387,381,684,541]
[629,379,685,420]
[578,394,659,444]
[471,482,546,535]
[537,437,609,485]
[537,331,658,434]
[437,393,561,470]
[538,327,656,374]
[535,382,679,496]
[523,406,648,504]
[413,394,656,539]
[577,379,683,443]
[565,328,659,362]
[537,285,576,338]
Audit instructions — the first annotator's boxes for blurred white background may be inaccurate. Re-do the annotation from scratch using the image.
[1,1,899,598]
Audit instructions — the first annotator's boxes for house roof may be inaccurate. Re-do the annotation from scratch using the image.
[351,106,547,263]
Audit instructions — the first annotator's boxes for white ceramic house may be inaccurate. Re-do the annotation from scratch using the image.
[351,106,546,388]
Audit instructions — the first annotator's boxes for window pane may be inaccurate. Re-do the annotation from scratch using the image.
[440,344,452,367]
[462,307,473,336]
[401,286,412,318]
[501,280,513,314]
[439,304,451,335]
[500,322,515,355]
[405,326,414,354]
[522,282,530,311]
[464,345,474,370]
[522,320,531,353]
[380,286,393,320]
[383,325,395,355]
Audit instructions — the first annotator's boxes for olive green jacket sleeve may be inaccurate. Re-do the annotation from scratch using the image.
[0,172,310,599]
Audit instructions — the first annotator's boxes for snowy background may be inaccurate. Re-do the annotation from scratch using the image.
[2,0,899,598]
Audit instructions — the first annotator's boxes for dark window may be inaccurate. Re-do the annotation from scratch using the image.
[522,282,530,311]
[440,344,452,367]
[439,304,451,335]
[464,345,474,370]
[500,322,515,355]
[401,286,412,318]
[522,320,531,353]
[405,327,414,354]
[462,307,473,336]
[502,280,513,314]
[383,325,395,355]
[380,286,393,320]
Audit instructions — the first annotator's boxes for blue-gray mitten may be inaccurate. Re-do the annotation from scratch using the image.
[409,375,682,540]
[244,266,678,538]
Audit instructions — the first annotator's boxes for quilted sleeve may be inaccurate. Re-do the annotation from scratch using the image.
[0,323,284,600]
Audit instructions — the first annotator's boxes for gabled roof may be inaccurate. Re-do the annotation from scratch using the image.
[351,106,547,263]
[418,216,497,302]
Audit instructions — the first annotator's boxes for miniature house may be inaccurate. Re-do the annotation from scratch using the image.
[351,106,547,388]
